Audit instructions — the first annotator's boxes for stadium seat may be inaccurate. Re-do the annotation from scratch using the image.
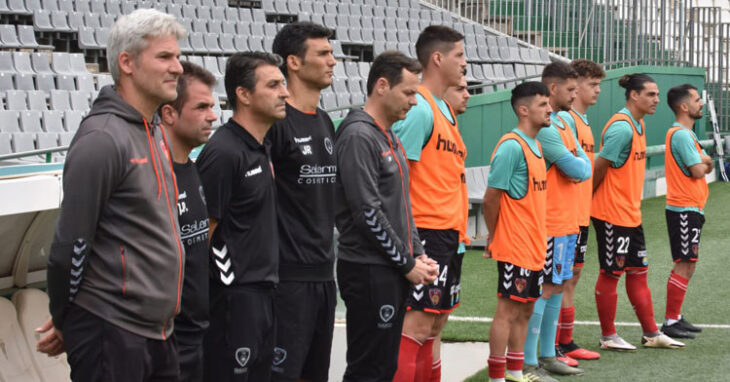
[0,72,13,91]
[14,73,35,91]
[63,110,83,132]
[49,90,70,110]
[7,0,31,15]
[42,110,64,132]
[95,28,109,47]
[12,52,34,75]
[11,132,35,152]
[27,91,47,111]
[76,74,95,93]
[56,75,75,91]
[0,51,13,73]
[6,90,28,110]
[69,91,89,111]
[96,73,112,90]
[30,53,52,74]
[68,11,84,30]
[99,13,116,28]
[0,132,11,154]
[204,56,222,76]
[83,12,100,29]
[51,53,72,75]
[0,296,42,381]
[19,111,43,133]
[35,73,55,92]
[0,24,21,48]
[204,33,222,54]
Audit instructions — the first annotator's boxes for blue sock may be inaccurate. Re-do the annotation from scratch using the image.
[524,297,546,366]
[539,293,563,358]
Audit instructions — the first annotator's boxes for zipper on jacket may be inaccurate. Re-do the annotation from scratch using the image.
[119,245,127,296]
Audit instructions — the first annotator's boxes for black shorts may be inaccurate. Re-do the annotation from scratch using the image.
[592,217,648,275]
[574,225,590,266]
[62,304,179,382]
[178,341,204,382]
[497,261,542,303]
[271,280,337,382]
[337,260,410,382]
[666,210,705,263]
[204,284,276,382]
[406,228,462,314]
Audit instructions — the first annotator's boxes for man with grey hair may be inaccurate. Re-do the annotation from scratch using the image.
[39,9,187,381]
[197,51,289,382]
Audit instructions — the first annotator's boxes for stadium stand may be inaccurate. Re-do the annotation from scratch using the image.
[0,0,548,164]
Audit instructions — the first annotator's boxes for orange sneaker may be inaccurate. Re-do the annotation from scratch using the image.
[559,341,601,360]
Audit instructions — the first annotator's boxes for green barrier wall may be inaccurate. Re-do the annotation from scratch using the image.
[458,65,707,169]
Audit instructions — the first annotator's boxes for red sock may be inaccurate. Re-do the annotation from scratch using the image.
[393,334,421,382]
[595,272,620,336]
[506,351,524,373]
[558,306,575,345]
[488,355,506,380]
[414,337,434,382]
[626,271,658,333]
[665,272,689,320]
[429,359,441,382]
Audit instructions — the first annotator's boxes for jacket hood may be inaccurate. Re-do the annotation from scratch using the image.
[338,109,381,135]
[87,85,156,127]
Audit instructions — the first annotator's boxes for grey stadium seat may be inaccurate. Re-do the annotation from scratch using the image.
[14,73,35,91]
[19,110,43,132]
[0,110,20,132]
[5,90,28,110]
[64,110,83,132]
[31,52,53,74]
[42,110,64,132]
[0,51,12,73]
[51,52,72,75]
[0,72,12,91]
[36,73,56,92]
[12,52,34,75]
[0,24,21,48]
[56,74,76,91]
[69,91,89,111]
[49,90,70,110]
[27,90,48,111]
[60,131,74,145]
[77,74,96,93]
[0,132,11,154]
[12,132,35,152]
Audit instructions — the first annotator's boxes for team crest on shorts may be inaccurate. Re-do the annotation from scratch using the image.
[429,289,442,306]
[273,347,287,366]
[616,255,625,268]
[235,347,251,368]
[692,244,699,255]
[515,278,527,293]
[556,264,562,275]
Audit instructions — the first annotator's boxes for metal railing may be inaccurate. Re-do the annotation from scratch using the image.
[423,0,730,131]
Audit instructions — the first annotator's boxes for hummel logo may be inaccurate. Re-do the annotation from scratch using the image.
[245,166,262,177]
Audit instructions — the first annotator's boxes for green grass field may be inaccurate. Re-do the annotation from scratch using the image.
[442,182,730,381]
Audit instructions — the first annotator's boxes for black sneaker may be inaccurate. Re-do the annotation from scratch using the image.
[661,322,695,339]
[677,317,702,333]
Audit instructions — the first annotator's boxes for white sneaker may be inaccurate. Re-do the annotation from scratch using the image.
[599,334,637,351]
[642,332,685,349]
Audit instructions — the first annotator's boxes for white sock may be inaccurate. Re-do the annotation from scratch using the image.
[508,369,523,378]
[490,379,506,382]
[665,318,679,326]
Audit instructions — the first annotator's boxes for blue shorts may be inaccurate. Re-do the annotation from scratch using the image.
[542,234,577,284]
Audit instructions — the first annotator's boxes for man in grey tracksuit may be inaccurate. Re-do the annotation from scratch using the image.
[335,51,439,382]
[40,10,187,381]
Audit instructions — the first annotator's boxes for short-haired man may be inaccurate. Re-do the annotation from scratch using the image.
[391,25,468,382]
[41,9,186,381]
[555,59,605,361]
[335,51,439,382]
[484,82,550,382]
[661,84,711,339]
[269,22,338,382]
[592,74,683,350]
[196,52,290,381]
[159,60,218,382]
[521,62,590,379]
[443,76,471,115]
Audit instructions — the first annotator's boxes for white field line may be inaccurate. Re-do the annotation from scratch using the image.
[334,317,730,329]
[447,315,730,329]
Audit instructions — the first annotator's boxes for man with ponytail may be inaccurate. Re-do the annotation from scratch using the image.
[661,84,711,339]
[592,73,684,350]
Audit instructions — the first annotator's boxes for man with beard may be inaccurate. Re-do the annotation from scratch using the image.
[661,84,712,339]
